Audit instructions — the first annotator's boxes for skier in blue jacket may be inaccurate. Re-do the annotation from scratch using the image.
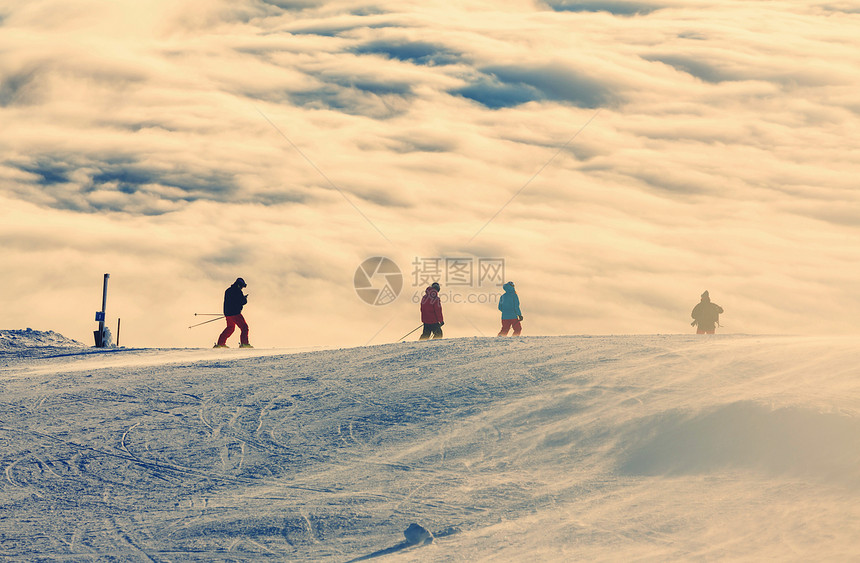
[497,281,523,336]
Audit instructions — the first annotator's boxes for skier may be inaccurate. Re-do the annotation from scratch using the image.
[419,282,444,340]
[691,290,723,334]
[215,278,252,348]
[497,281,523,336]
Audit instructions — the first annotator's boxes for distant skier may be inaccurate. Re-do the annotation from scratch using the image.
[691,290,723,334]
[419,282,444,340]
[215,278,252,348]
[497,281,523,336]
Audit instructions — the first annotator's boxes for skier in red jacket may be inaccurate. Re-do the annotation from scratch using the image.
[419,282,444,340]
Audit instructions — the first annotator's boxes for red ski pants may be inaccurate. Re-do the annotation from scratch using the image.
[218,314,249,346]
[498,318,522,336]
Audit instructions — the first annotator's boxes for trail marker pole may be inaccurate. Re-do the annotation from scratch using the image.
[94,273,110,347]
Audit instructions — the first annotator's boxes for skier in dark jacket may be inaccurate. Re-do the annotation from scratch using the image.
[691,290,723,334]
[419,282,444,340]
[215,278,252,348]
[497,281,523,336]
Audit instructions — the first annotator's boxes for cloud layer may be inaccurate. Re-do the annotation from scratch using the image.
[2,0,859,347]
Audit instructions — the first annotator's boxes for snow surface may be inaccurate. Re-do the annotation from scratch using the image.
[1,330,859,561]
[0,328,85,353]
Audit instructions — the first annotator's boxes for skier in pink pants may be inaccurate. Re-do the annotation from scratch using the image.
[215,278,252,348]
[497,281,523,336]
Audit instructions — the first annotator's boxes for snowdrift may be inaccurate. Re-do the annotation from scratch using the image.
[1,332,859,561]
[618,401,860,482]
[0,328,84,352]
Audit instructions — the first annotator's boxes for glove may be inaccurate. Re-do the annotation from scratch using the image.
[440,322,445,326]
[518,315,523,321]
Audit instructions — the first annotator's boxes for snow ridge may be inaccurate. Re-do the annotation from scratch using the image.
[0,328,85,351]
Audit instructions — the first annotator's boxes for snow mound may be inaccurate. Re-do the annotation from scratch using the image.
[0,328,85,351]
[618,401,860,483]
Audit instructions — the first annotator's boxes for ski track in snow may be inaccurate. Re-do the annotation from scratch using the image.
[1,332,859,561]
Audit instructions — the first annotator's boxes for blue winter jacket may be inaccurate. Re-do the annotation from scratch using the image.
[498,283,522,320]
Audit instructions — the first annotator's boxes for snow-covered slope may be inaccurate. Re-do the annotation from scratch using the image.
[1,333,859,561]
[0,328,85,353]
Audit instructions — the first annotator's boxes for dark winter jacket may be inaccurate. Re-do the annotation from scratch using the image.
[223,283,248,317]
[420,287,443,324]
[498,283,522,320]
[691,298,723,332]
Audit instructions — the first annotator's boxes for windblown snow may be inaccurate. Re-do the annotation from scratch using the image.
[1,330,859,561]
[0,328,85,352]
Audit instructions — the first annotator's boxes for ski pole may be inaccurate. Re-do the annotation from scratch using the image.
[398,324,423,342]
[188,316,224,329]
